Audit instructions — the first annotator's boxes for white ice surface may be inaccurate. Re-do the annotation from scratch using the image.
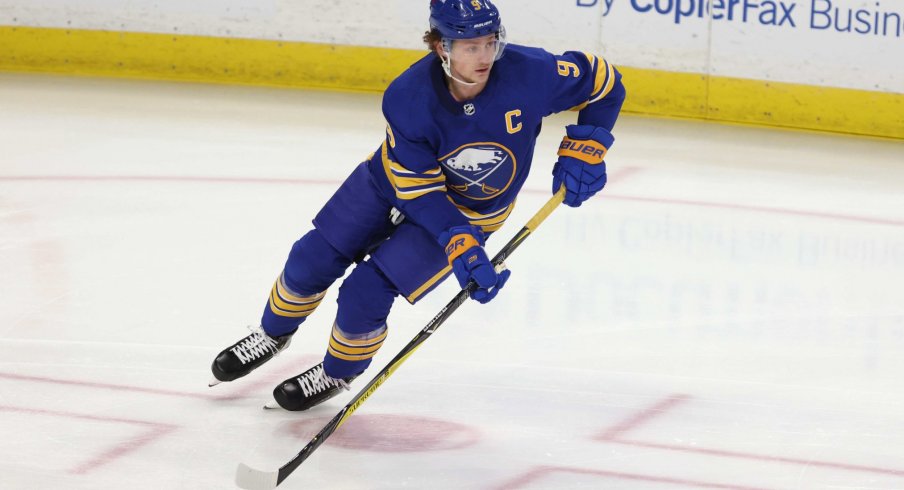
[1,73,903,490]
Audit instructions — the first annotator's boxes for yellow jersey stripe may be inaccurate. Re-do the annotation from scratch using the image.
[480,221,506,233]
[329,337,384,356]
[469,206,514,227]
[270,288,322,313]
[328,345,381,361]
[453,200,513,219]
[395,186,445,199]
[406,264,452,304]
[275,277,326,305]
[584,52,597,72]
[387,159,442,177]
[569,101,589,112]
[589,59,615,104]
[394,174,446,189]
[331,328,388,347]
[381,140,447,200]
[569,56,615,111]
[450,201,515,232]
[268,303,317,318]
[585,53,606,100]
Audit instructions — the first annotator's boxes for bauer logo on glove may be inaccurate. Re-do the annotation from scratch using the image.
[439,224,511,304]
[444,233,479,260]
[558,138,607,163]
[552,124,615,208]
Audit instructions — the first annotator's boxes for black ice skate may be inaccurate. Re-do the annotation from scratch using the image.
[266,363,357,411]
[209,326,292,386]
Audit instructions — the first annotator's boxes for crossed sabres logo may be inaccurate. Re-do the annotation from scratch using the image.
[439,143,516,199]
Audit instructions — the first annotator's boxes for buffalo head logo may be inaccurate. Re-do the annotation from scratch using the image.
[439,143,516,200]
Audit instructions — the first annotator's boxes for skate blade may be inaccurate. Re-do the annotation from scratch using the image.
[263,400,282,410]
[208,378,222,387]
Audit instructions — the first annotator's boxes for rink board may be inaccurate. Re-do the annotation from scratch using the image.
[0,26,901,139]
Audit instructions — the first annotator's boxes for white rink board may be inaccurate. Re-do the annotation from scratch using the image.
[597,0,904,92]
[0,0,901,92]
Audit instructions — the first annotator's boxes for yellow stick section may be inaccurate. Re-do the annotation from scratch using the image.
[1,26,901,139]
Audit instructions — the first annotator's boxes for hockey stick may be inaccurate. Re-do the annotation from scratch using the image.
[235,186,566,490]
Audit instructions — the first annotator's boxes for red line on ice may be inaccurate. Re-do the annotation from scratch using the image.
[0,174,339,186]
[612,439,904,477]
[492,465,772,490]
[2,174,900,227]
[0,405,177,475]
[0,356,317,402]
[69,423,177,475]
[595,393,904,478]
[0,372,216,400]
[0,404,173,427]
[595,393,692,441]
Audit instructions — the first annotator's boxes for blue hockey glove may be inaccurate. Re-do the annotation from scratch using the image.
[439,225,511,304]
[552,124,614,207]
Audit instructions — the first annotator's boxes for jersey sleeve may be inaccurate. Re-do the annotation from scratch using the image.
[380,95,470,239]
[380,117,445,201]
[543,51,626,131]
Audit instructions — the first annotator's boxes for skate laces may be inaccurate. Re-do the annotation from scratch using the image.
[297,365,351,397]
[231,326,282,365]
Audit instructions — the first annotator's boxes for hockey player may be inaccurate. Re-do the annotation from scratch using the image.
[210,0,626,411]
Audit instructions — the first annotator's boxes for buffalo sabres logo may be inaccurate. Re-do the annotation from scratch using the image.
[439,142,517,200]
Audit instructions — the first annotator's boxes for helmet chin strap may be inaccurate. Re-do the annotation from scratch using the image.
[441,52,479,87]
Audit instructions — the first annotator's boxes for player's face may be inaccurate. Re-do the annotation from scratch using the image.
[447,34,498,83]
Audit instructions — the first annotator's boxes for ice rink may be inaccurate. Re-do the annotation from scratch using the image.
[1,72,903,489]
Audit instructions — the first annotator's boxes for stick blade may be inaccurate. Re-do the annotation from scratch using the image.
[235,462,279,490]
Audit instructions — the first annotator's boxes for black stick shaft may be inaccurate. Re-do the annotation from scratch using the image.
[273,187,566,486]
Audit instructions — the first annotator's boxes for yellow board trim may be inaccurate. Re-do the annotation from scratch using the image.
[0,26,423,92]
[0,26,901,139]
[616,66,904,139]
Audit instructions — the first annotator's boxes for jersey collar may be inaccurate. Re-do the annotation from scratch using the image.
[430,57,498,116]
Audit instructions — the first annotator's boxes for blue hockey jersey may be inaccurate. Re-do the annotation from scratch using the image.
[365,44,625,240]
